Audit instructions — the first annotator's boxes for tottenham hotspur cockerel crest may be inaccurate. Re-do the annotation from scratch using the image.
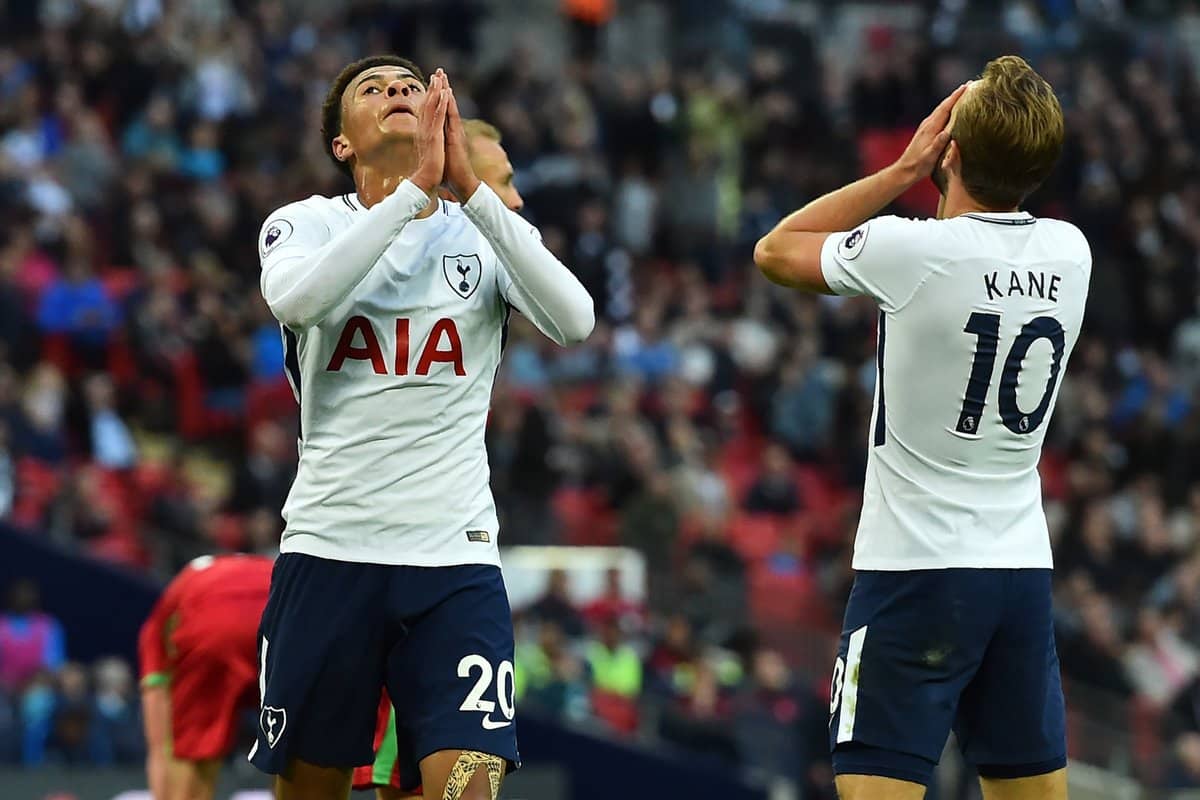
[443,254,482,300]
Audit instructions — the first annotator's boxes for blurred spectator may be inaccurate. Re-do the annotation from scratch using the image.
[1165,732,1200,789]
[585,614,643,699]
[178,121,225,182]
[90,657,144,764]
[676,512,747,642]
[525,569,586,639]
[0,579,65,694]
[227,421,294,514]
[19,670,56,765]
[121,94,181,169]
[732,647,815,787]
[582,567,646,633]
[244,507,283,558]
[769,342,835,461]
[1058,591,1134,698]
[0,422,15,520]
[84,374,137,470]
[0,683,15,764]
[11,364,68,463]
[1124,607,1199,709]
[658,658,738,764]
[49,661,96,764]
[514,619,590,722]
[614,306,680,385]
[743,443,802,515]
[646,613,698,699]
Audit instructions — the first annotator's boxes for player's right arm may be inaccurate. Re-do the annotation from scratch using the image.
[755,83,967,294]
[259,184,436,330]
[260,82,450,329]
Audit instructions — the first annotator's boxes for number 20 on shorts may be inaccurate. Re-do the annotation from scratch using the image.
[458,654,516,730]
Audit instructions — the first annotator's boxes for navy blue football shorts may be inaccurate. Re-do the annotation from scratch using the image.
[248,554,520,777]
[829,568,1066,786]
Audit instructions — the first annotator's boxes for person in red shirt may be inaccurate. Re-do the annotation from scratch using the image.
[138,554,272,800]
[581,568,645,634]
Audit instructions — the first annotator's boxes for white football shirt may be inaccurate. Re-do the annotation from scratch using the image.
[258,181,593,567]
[821,211,1091,570]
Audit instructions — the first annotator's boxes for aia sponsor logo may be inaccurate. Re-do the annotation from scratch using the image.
[326,316,466,376]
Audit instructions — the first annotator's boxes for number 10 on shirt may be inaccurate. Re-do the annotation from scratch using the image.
[953,312,1066,438]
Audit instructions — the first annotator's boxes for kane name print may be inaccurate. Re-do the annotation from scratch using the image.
[984,270,1062,302]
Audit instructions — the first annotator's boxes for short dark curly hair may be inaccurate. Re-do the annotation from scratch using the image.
[321,55,426,179]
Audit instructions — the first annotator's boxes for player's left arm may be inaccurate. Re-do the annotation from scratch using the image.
[755,83,967,293]
[442,81,594,346]
[139,576,185,800]
[142,683,171,799]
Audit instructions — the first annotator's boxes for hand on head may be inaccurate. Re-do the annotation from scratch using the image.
[894,82,970,186]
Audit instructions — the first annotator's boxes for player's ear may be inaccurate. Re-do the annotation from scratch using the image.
[942,139,961,177]
[331,133,354,166]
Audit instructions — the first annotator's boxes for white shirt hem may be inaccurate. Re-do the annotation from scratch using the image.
[851,557,1053,571]
[280,537,502,568]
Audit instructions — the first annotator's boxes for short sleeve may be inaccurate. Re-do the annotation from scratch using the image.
[820,215,939,311]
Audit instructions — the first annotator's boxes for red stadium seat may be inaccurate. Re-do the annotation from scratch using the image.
[12,458,63,529]
[728,514,783,562]
[210,513,247,551]
[590,688,639,735]
[171,352,241,439]
[246,377,298,438]
[748,565,819,628]
[551,486,617,546]
[718,437,764,502]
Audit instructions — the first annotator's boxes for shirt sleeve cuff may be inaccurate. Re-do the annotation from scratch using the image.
[461,181,504,223]
[819,232,852,296]
[386,179,436,219]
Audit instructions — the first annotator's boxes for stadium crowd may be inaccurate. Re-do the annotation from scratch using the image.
[3,0,1200,794]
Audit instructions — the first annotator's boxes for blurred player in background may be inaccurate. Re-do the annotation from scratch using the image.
[139,554,273,800]
[249,56,593,800]
[352,117,525,800]
[455,119,524,213]
[755,56,1085,800]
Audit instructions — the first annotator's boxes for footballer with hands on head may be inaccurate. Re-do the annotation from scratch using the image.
[250,56,593,800]
[756,56,1087,800]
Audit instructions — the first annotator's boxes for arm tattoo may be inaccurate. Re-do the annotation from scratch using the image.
[441,750,504,800]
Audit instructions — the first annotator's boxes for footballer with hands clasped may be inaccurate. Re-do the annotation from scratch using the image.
[756,56,1088,800]
[352,117,528,800]
[250,56,593,800]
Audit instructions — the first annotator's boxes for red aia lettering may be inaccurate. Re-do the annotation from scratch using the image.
[326,317,465,376]
[416,318,466,376]
[326,315,387,374]
[395,318,409,376]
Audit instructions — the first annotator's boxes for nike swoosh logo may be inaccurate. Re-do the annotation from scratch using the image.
[481,715,512,730]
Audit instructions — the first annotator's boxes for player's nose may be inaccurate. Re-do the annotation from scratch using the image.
[509,190,524,212]
[386,80,410,98]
